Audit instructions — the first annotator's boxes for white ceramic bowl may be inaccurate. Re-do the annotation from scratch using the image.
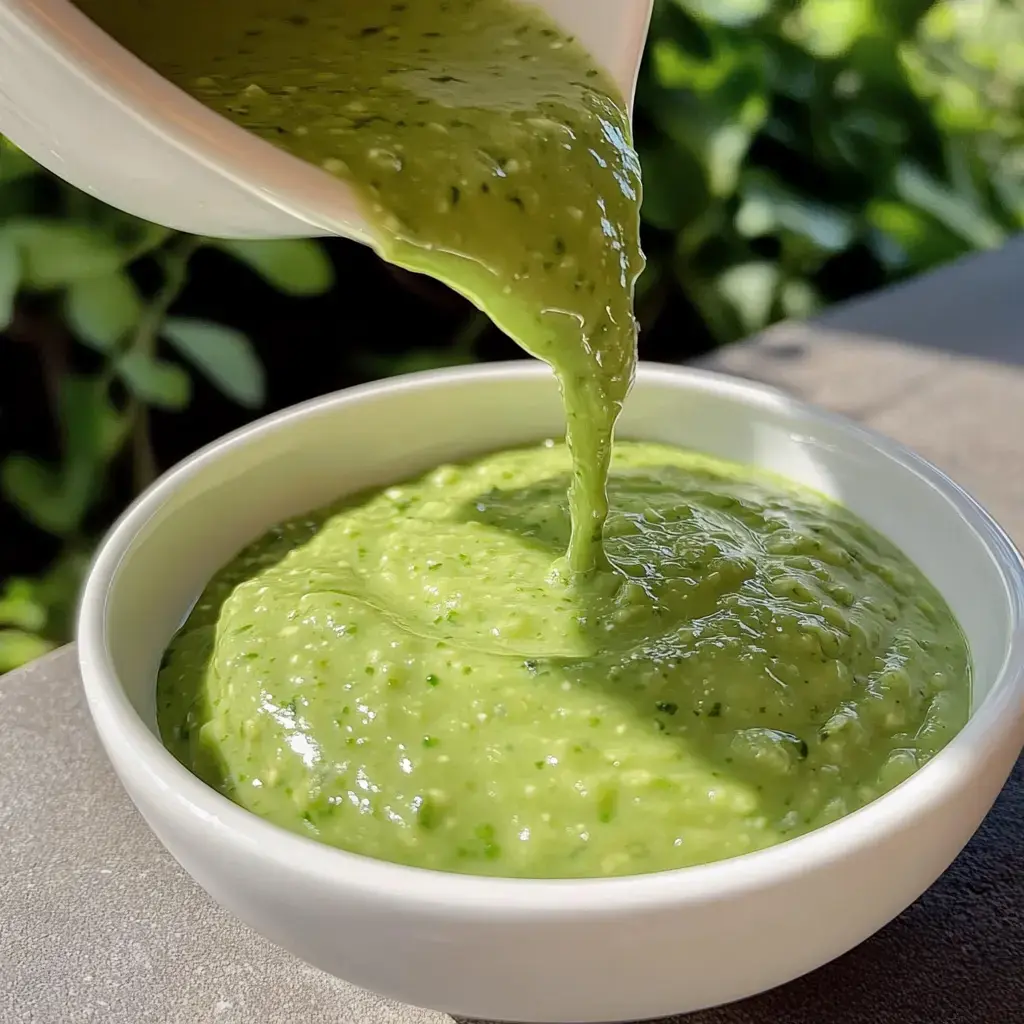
[77,363,1024,1023]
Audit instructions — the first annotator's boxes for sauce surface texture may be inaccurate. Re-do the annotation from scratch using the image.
[159,442,970,877]
[78,0,972,876]
[73,0,645,572]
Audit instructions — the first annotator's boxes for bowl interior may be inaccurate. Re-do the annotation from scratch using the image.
[99,364,1018,732]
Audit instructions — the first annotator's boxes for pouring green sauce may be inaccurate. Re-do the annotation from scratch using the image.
[76,0,971,877]
[73,0,644,574]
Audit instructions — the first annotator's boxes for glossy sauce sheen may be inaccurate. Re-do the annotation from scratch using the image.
[79,0,971,876]
[158,443,969,878]
[72,0,645,572]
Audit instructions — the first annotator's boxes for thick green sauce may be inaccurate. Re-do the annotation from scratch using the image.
[78,0,972,875]
[159,442,969,877]
[73,0,644,573]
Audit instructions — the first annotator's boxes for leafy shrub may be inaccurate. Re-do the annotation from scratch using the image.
[634,0,1022,343]
[0,136,335,669]
[1,0,1021,670]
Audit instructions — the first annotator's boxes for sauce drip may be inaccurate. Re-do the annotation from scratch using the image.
[73,0,646,572]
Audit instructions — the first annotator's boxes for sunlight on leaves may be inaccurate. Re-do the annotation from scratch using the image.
[895,162,1006,249]
[0,580,48,633]
[787,0,874,58]
[0,630,54,675]
[674,0,773,29]
[717,261,780,334]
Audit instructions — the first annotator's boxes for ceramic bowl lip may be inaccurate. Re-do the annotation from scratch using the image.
[9,0,650,241]
[77,361,1024,917]
[7,0,373,238]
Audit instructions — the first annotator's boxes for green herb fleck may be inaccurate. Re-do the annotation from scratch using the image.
[597,787,618,824]
[417,796,444,831]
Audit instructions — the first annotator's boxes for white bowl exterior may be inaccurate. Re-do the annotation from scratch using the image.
[0,0,651,240]
[78,364,1024,1022]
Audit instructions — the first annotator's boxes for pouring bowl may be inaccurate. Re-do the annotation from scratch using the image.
[0,0,653,240]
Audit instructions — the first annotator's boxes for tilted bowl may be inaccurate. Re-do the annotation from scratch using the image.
[0,0,651,240]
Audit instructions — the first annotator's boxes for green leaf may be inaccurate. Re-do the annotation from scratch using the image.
[1,376,127,536]
[0,380,119,548]
[717,261,780,335]
[0,629,55,674]
[54,377,127,530]
[990,165,1024,227]
[644,41,767,200]
[736,175,857,252]
[705,122,757,197]
[828,109,908,173]
[0,233,20,332]
[780,279,822,320]
[5,220,127,290]
[1,456,73,535]
[867,199,969,272]
[0,137,38,186]
[61,375,129,465]
[65,272,142,352]
[214,238,334,296]
[0,579,48,632]
[163,318,265,408]
[894,162,1006,249]
[788,0,873,58]
[117,351,193,410]
[674,0,773,29]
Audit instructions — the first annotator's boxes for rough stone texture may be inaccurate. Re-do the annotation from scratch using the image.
[0,648,452,1024]
[3,240,1023,1022]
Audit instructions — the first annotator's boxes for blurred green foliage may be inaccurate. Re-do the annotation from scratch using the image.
[0,136,336,670]
[634,0,1022,340]
[1,0,1022,670]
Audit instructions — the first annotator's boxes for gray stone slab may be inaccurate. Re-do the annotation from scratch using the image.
[0,647,450,1024]
[815,235,1024,367]
[4,239,1024,1023]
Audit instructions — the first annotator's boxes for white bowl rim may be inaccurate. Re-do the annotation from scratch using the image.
[8,0,376,238]
[77,360,1024,916]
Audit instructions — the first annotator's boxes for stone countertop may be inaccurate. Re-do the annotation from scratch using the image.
[3,239,1023,1023]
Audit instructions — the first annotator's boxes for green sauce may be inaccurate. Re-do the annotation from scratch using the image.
[72,0,644,573]
[77,0,972,875]
[159,442,969,877]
